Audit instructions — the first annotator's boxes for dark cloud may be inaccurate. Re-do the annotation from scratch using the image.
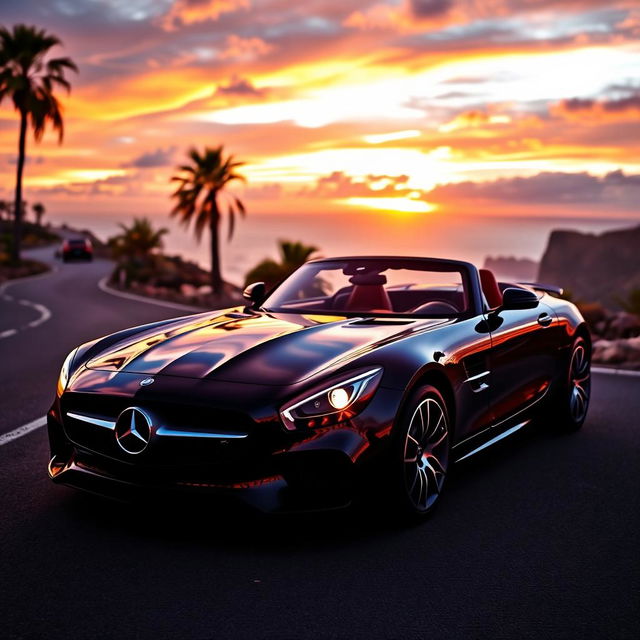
[125,146,177,168]
[216,77,265,97]
[558,91,640,114]
[6,154,45,165]
[410,0,453,19]
[429,170,640,208]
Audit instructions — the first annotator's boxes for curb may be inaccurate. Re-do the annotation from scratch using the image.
[97,277,203,313]
[592,366,640,378]
[0,263,56,295]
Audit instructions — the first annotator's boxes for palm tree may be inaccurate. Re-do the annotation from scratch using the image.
[0,24,78,263]
[279,240,319,271]
[244,240,319,289]
[0,199,8,221]
[110,217,168,261]
[32,201,45,226]
[170,146,246,295]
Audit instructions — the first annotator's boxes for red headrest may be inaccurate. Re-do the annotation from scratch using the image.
[479,269,502,309]
[346,285,392,312]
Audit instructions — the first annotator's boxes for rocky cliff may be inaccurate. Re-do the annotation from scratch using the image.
[483,255,538,281]
[538,224,640,308]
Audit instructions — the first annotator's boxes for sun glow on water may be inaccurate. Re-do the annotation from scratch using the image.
[342,197,437,214]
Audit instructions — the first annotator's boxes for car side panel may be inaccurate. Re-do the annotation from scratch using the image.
[363,315,494,444]
[485,303,558,425]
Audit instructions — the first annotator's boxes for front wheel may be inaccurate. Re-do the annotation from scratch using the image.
[390,385,451,520]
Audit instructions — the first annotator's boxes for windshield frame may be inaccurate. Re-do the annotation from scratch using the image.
[261,256,481,320]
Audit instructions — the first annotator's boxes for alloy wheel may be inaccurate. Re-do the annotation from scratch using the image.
[403,397,449,512]
[569,343,590,423]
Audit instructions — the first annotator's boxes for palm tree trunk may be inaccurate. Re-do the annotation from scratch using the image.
[209,195,223,295]
[12,110,28,265]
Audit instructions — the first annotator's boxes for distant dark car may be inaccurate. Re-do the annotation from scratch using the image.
[61,237,93,262]
[48,256,590,519]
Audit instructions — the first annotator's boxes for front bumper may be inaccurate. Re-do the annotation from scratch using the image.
[47,384,401,513]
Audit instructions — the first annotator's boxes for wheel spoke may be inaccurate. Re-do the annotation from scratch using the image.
[425,453,445,476]
[418,467,428,507]
[418,403,427,441]
[423,462,440,496]
[407,466,419,494]
[404,435,419,462]
[425,404,443,442]
[431,428,448,449]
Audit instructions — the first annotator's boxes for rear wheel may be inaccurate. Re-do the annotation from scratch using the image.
[390,385,451,520]
[549,336,591,431]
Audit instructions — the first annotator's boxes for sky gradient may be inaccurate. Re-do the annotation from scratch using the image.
[0,0,639,220]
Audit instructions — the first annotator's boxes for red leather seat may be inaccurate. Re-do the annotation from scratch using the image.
[346,284,392,312]
[479,269,503,309]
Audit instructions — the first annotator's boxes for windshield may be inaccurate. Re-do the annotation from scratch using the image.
[263,258,470,318]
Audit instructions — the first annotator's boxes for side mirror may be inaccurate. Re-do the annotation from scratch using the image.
[243,282,266,310]
[501,287,539,311]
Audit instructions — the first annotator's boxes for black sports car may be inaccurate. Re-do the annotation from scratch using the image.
[48,256,591,518]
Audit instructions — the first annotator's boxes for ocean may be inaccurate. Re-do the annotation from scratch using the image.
[51,211,639,287]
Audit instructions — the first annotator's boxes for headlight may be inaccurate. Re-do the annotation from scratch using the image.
[280,367,383,431]
[57,348,78,395]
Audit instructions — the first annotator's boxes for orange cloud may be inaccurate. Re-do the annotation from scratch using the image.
[219,35,274,61]
[160,0,250,31]
[439,110,511,133]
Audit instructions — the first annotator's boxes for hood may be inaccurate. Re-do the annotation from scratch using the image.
[86,310,447,385]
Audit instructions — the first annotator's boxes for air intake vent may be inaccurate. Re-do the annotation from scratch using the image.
[346,318,415,327]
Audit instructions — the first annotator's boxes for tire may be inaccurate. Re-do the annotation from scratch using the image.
[389,384,451,520]
[549,335,591,432]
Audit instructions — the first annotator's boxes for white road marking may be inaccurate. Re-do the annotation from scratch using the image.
[23,301,51,328]
[0,416,47,447]
[98,276,202,312]
[0,297,52,339]
[0,267,54,339]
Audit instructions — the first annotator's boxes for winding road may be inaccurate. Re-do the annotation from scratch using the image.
[0,244,638,639]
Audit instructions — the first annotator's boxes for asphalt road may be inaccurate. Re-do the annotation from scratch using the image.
[0,244,638,639]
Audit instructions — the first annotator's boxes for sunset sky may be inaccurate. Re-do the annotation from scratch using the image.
[0,0,639,220]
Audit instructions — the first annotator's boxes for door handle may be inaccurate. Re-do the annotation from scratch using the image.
[537,312,553,327]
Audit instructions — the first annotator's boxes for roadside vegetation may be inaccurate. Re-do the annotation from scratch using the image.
[106,216,243,308]
[0,218,57,283]
[244,240,319,290]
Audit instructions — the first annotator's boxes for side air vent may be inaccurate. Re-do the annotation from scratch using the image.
[463,354,490,393]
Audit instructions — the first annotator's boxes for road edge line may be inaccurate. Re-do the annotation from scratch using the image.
[97,277,202,312]
[592,366,640,378]
[0,416,47,448]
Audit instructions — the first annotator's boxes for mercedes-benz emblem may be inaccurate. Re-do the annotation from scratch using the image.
[140,377,154,387]
[114,407,151,455]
